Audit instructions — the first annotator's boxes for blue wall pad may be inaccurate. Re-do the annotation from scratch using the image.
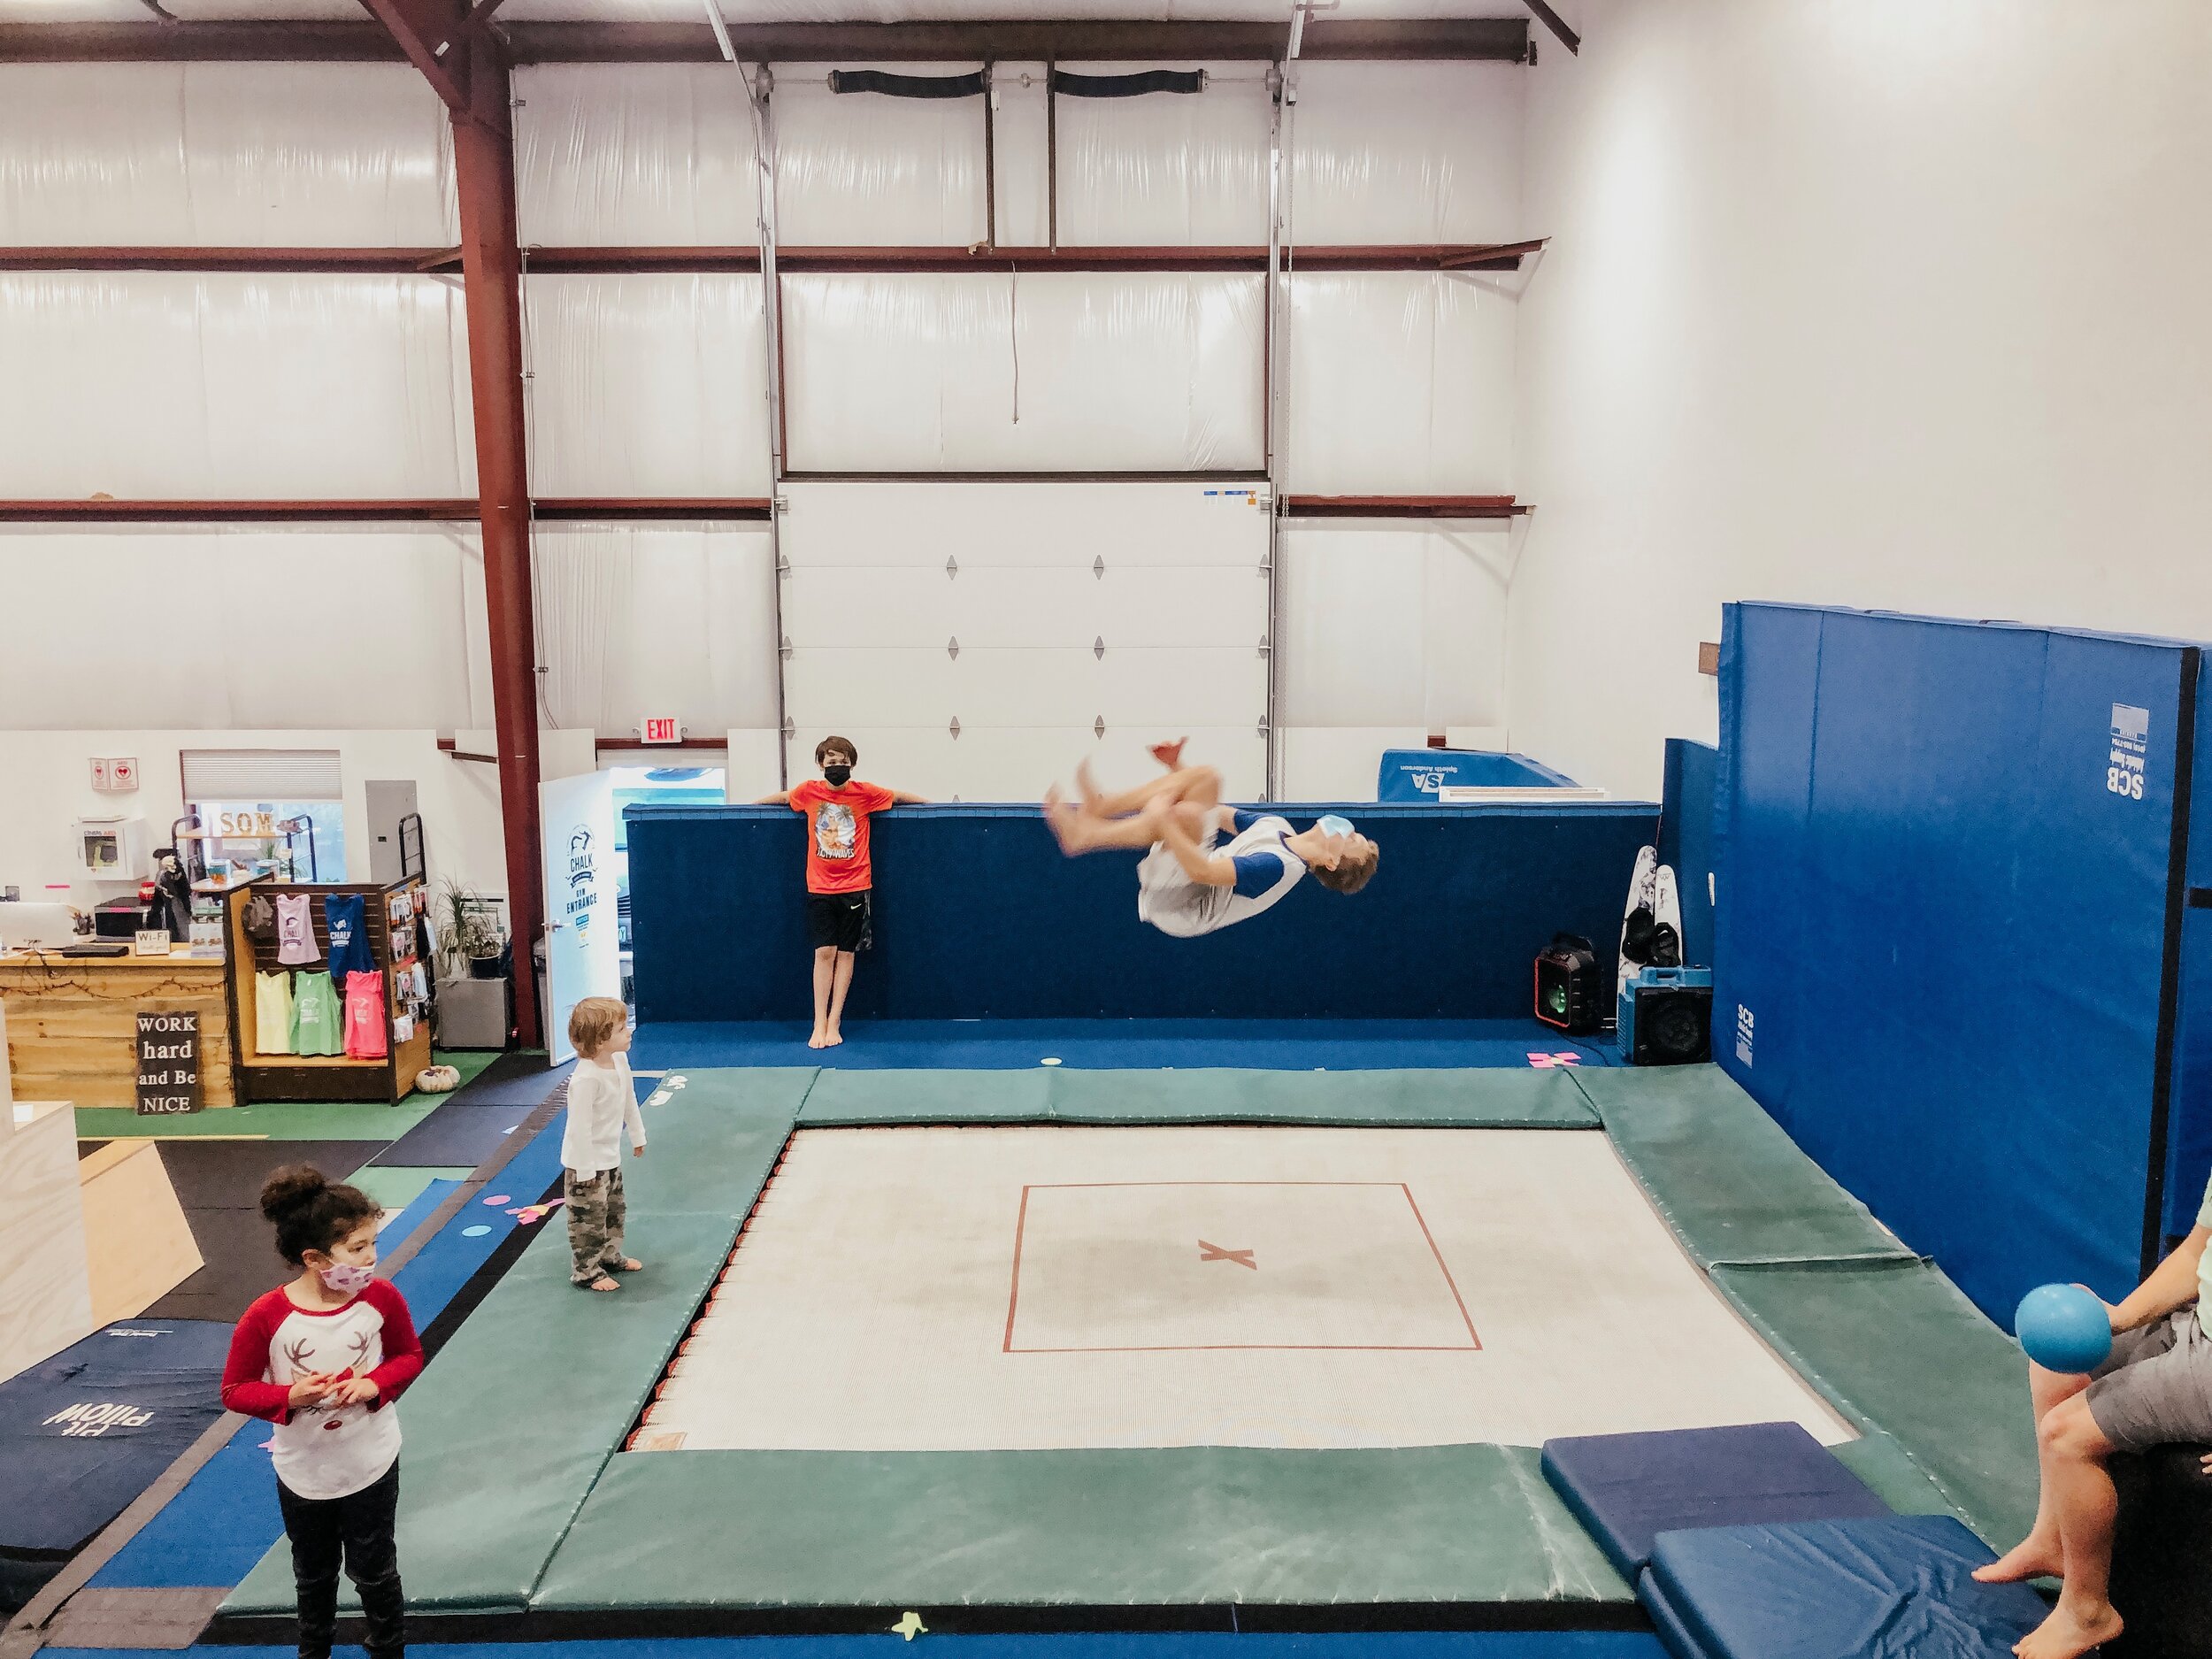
[632,1019,1618,1073]
[1714,603,2207,1317]
[626,801,1656,1022]
[1377,749,1580,802]
[1539,1423,1889,1579]
[1644,1515,2046,1659]
[0,1321,231,1602]
[1657,739,1717,971]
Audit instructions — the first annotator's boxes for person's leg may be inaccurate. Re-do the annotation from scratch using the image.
[2014,1394,2124,1659]
[565,1171,618,1290]
[1078,761,1222,821]
[1976,1361,2092,1582]
[810,945,837,1048]
[824,950,856,1046]
[595,1166,631,1274]
[337,1463,405,1659]
[1048,789,1179,855]
[276,1479,342,1659]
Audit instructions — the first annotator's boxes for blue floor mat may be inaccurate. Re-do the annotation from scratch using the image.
[378,1179,464,1255]
[634,1019,1620,1073]
[88,1126,566,1592]
[46,1632,1667,1659]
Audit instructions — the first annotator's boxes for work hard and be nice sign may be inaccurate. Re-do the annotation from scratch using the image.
[135,1010,202,1116]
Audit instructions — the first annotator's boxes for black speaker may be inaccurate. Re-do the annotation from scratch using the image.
[1619,967,1713,1065]
[1533,933,1603,1035]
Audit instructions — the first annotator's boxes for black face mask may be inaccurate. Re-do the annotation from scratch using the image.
[823,764,853,787]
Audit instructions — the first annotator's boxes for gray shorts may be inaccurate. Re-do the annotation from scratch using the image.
[2084,1308,2212,1452]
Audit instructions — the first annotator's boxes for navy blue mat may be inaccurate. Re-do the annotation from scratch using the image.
[632,1018,1617,1073]
[1540,1423,1890,1578]
[1646,1515,2046,1658]
[0,1322,232,1604]
[373,1103,547,1171]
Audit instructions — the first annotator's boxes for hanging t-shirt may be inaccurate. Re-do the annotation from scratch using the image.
[343,971,388,1060]
[324,894,373,987]
[273,895,318,966]
[255,972,295,1056]
[291,972,345,1056]
[787,779,899,895]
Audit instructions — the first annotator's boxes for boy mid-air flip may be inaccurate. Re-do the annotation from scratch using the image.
[1045,739,1379,935]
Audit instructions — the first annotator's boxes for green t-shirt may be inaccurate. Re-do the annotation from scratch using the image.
[2197,1170,2212,1336]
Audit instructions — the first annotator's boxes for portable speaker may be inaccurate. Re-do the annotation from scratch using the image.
[1534,933,1603,1035]
[1619,965,1714,1065]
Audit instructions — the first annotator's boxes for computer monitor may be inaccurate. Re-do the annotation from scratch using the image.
[0,902,78,950]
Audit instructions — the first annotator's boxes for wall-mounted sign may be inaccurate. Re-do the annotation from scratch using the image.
[135,1010,202,1116]
[641,717,680,745]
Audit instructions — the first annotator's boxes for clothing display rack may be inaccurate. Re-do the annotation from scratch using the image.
[224,877,432,1103]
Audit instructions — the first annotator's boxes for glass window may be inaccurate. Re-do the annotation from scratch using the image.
[189,799,346,882]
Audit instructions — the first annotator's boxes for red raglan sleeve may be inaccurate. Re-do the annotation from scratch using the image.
[362,1279,425,1406]
[220,1292,296,1423]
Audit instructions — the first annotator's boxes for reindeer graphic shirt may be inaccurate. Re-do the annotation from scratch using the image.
[220,1279,424,1500]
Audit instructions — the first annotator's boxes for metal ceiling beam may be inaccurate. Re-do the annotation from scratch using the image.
[357,0,473,112]
[0,17,1528,64]
[1521,0,1578,55]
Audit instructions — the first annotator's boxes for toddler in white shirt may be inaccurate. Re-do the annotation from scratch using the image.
[562,996,647,1291]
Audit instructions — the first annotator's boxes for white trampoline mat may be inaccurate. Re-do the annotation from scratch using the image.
[641,1125,1854,1452]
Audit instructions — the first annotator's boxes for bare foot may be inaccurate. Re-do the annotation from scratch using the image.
[1976,1534,2065,1584]
[585,1275,620,1293]
[808,1029,828,1049]
[2015,1598,2122,1659]
[615,1257,642,1272]
[822,1029,844,1048]
[1043,786,1087,855]
[1149,737,1187,771]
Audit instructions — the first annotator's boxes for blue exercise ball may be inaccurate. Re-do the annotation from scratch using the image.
[2015,1283,2113,1374]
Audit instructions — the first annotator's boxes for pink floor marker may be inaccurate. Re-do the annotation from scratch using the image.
[483,1193,511,1205]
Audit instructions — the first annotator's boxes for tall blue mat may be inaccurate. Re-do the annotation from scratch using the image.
[1715,603,2212,1318]
[627,801,1656,1023]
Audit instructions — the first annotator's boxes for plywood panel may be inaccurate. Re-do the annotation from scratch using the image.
[0,1102,96,1385]
[80,1140,202,1327]
[0,959,234,1110]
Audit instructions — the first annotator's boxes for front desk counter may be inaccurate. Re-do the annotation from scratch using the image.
[0,949,235,1110]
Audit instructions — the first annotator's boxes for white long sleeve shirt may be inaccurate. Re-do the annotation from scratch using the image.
[560,1052,646,1178]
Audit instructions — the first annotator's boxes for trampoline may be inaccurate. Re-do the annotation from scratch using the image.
[641,1125,1847,1454]
[212,1061,2036,1641]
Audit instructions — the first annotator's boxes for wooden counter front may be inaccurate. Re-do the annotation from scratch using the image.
[0,952,235,1110]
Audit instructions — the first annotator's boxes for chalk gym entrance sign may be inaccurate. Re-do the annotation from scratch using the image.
[135,1008,201,1116]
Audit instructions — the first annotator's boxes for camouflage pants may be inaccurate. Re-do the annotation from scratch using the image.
[565,1165,627,1285]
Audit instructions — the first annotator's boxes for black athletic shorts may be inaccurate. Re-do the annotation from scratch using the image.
[806,890,871,953]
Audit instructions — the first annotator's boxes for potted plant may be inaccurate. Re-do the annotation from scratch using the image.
[430,876,505,982]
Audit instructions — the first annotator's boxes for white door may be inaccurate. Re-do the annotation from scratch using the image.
[541,770,623,1064]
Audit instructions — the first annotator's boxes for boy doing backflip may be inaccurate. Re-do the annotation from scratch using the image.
[1046,739,1379,934]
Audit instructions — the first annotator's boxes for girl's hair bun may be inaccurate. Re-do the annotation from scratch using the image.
[259,1164,329,1223]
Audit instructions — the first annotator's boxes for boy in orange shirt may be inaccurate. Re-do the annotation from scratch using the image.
[758,736,926,1048]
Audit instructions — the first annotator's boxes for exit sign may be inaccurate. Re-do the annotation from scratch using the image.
[641,717,680,745]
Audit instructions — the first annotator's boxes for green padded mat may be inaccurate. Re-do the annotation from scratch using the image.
[221,1067,813,1622]
[1711,1259,2039,1548]
[533,1443,1632,1614]
[1831,1430,1969,1519]
[799,1065,1601,1129]
[1564,1065,1918,1268]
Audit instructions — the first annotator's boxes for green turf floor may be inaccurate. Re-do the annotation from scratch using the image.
[72,1049,500,1141]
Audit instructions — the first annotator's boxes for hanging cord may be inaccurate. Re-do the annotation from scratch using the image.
[1009,266,1020,425]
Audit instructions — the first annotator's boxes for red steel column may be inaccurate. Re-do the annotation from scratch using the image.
[451,36,544,1048]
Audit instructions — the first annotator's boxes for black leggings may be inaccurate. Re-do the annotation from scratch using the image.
[276,1460,403,1659]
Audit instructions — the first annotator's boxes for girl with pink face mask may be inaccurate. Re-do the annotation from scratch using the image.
[221,1165,423,1659]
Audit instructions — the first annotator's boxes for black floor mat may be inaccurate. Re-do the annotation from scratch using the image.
[121,1140,384,1324]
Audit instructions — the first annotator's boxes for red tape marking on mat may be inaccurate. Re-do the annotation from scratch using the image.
[1197,1240,1258,1270]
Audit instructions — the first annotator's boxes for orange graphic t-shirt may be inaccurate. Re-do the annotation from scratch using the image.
[788,779,898,894]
